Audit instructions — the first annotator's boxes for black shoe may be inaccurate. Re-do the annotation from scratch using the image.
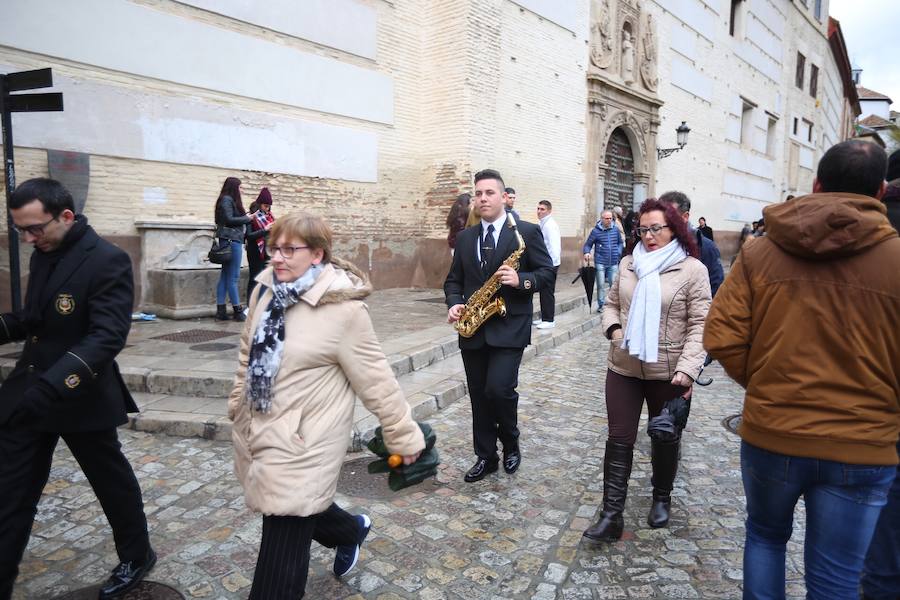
[464,458,498,482]
[214,304,229,321]
[98,548,157,599]
[503,450,521,474]
[582,440,633,543]
[232,305,247,322]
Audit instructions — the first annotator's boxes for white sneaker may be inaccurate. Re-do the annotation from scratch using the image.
[536,321,555,329]
[532,319,542,326]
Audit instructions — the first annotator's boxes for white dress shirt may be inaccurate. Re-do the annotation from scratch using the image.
[477,213,508,263]
[539,215,562,267]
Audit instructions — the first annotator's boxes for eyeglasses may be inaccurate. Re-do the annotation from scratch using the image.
[268,245,309,259]
[636,224,670,237]
[12,216,57,237]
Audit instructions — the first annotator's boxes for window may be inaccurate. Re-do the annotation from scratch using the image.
[795,52,806,88]
[793,117,799,136]
[740,98,756,146]
[802,118,813,143]
[729,0,744,37]
[766,115,778,157]
[814,0,823,21]
[809,65,819,98]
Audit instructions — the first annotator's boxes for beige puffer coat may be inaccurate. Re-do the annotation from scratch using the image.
[602,254,711,381]
[229,259,425,517]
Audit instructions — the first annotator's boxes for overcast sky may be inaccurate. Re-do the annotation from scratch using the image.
[828,0,900,105]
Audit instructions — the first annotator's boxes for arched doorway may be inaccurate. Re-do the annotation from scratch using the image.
[604,127,634,212]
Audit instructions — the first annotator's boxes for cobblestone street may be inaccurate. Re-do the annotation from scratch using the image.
[15,333,808,599]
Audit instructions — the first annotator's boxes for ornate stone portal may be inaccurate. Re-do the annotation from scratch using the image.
[585,0,662,227]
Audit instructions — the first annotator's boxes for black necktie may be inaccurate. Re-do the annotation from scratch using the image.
[481,224,495,276]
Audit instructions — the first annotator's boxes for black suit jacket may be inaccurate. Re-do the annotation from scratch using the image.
[444,218,554,349]
[0,225,138,431]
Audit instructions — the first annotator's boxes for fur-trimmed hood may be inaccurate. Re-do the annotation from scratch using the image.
[254,257,372,307]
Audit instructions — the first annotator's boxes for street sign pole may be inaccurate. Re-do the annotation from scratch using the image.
[0,76,22,312]
[1,68,63,312]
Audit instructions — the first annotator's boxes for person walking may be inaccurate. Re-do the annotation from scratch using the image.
[245,187,275,303]
[445,169,554,482]
[582,210,623,312]
[583,198,710,543]
[704,140,900,599]
[446,193,471,256]
[534,200,561,330]
[504,186,521,222]
[697,217,714,241]
[214,177,251,322]
[0,178,156,600]
[229,212,425,599]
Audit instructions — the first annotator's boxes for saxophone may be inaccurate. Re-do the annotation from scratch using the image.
[454,212,526,338]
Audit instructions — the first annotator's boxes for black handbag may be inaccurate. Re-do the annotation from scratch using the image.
[207,238,232,264]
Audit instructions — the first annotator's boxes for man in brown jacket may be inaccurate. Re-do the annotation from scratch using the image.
[704,140,900,598]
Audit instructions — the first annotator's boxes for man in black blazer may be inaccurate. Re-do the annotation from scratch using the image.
[0,179,155,599]
[444,169,554,482]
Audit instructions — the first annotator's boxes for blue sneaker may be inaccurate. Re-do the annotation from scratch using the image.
[333,514,371,577]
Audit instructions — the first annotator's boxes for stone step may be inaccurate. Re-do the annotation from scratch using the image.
[114,287,590,398]
[125,304,603,450]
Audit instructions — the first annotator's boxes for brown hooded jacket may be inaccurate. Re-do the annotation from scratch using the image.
[704,193,900,465]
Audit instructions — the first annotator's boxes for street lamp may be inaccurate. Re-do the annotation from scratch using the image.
[657,121,691,160]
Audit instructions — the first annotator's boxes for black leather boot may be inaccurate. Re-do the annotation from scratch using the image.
[647,437,680,528]
[215,304,228,321]
[583,440,633,542]
[232,305,246,322]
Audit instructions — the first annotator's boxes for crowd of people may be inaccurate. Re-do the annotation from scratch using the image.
[0,140,897,599]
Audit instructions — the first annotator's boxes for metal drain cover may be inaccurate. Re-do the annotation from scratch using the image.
[150,329,236,343]
[53,581,184,599]
[189,342,237,352]
[337,457,440,499]
[723,414,742,435]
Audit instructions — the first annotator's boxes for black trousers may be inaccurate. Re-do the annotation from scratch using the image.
[249,503,359,600]
[246,251,268,305]
[539,266,559,322]
[0,426,150,599]
[605,371,687,445]
[461,346,524,460]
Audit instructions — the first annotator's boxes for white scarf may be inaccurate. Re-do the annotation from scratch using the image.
[622,239,687,363]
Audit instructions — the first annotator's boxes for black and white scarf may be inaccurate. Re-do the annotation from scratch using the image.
[246,264,324,412]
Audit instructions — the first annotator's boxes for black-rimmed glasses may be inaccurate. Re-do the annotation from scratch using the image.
[268,245,310,259]
[636,224,670,237]
[12,216,57,237]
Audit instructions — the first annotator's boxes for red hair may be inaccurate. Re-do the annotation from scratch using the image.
[636,198,699,258]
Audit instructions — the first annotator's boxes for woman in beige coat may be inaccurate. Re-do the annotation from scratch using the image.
[228,212,425,599]
[583,198,711,544]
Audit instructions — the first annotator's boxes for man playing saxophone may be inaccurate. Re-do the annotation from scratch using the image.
[444,169,554,482]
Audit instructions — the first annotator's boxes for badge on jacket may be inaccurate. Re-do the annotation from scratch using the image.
[65,374,81,388]
[56,293,75,315]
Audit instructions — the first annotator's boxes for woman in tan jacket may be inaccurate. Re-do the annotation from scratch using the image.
[228,212,425,599]
[583,198,711,543]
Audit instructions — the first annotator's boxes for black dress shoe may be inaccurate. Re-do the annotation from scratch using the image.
[503,450,521,474]
[464,458,498,482]
[98,548,157,599]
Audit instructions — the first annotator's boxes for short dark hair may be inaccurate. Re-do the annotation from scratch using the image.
[538,200,552,210]
[474,169,506,190]
[504,187,515,195]
[9,178,75,218]
[816,140,887,197]
[658,191,691,214]
[887,149,900,182]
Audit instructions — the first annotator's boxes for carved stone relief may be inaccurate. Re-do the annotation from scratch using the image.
[621,27,635,84]
[589,0,614,70]
[639,13,658,92]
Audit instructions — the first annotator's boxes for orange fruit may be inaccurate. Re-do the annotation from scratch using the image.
[387,454,403,468]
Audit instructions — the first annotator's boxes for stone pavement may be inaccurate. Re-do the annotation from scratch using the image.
[13,333,809,599]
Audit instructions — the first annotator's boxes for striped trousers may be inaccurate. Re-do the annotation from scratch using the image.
[249,503,359,599]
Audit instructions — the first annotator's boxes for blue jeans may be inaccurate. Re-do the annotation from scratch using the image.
[741,441,894,599]
[216,241,243,305]
[861,441,900,599]
[596,263,618,309]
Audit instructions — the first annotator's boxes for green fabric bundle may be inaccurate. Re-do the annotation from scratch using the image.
[367,422,439,491]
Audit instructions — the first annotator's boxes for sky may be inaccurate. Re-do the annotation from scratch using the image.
[828,0,900,105]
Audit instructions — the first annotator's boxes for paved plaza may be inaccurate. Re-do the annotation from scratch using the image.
[13,330,810,599]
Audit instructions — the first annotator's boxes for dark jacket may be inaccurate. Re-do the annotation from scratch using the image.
[705,193,900,465]
[216,195,251,242]
[444,218,554,350]
[698,225,714,241]
[0,218,138,431]
[694,229,724,296]
[884,180,900,232]
[582,221,622,267]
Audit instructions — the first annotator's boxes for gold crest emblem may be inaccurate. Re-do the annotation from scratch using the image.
[64,373,81,389]
[523,279,532,290]
[55,293,75,315]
